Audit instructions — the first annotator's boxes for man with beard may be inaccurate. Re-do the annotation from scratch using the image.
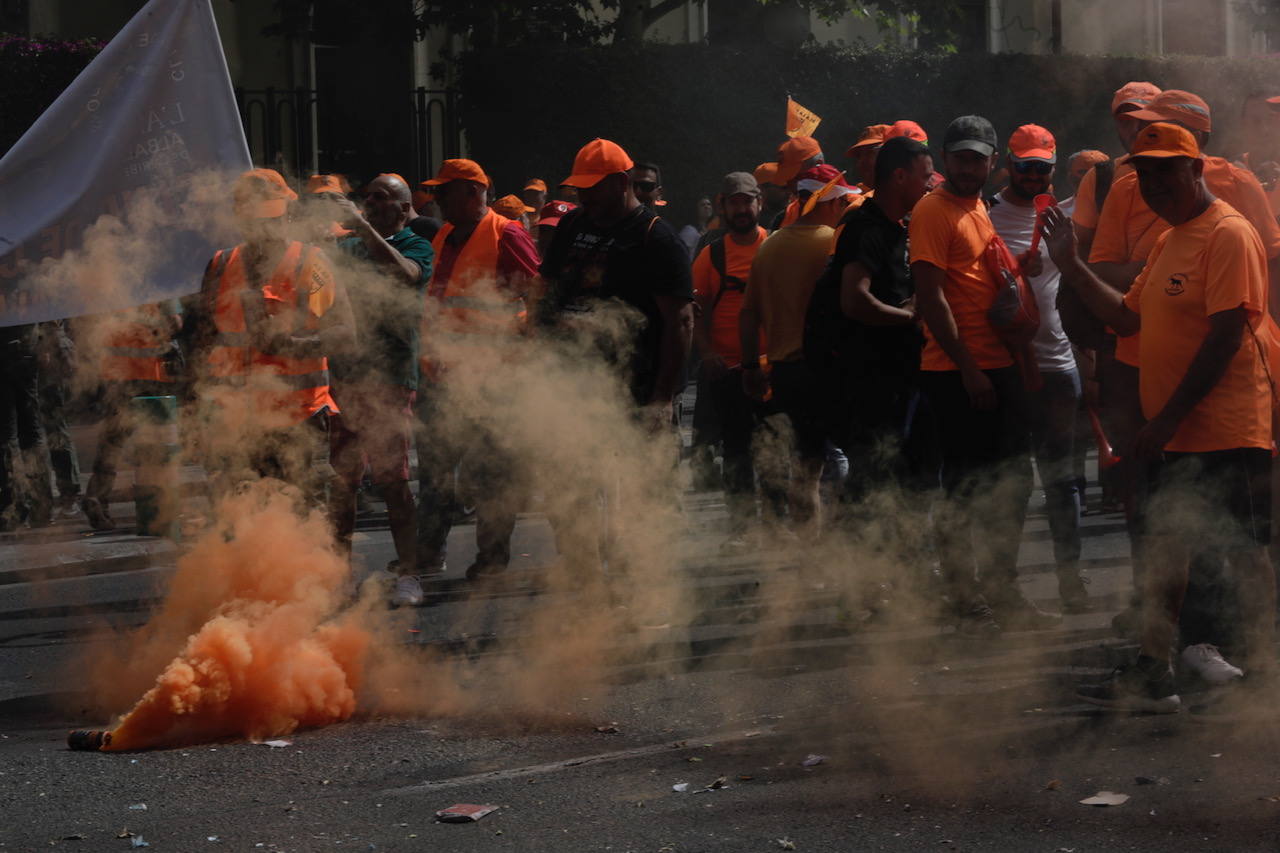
[829,136,933,508]
[537,139,694,578]
[691,172,771,549]
[987,125,1088,613]
[325,173,433,606]
[910,116,1057,635]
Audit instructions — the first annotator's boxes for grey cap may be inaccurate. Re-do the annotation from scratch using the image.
[721,171,760,198]
[943,115,998,157]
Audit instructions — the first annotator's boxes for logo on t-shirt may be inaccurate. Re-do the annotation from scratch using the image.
[1165,273,1187,296]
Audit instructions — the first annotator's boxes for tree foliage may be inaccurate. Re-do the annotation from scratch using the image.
[262,0,963,52]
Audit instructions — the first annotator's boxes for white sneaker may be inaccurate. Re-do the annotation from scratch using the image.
[1181,643,1244,685]
[391,575,424,607]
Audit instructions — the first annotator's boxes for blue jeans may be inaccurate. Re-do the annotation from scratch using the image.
[1023,368,1082,572]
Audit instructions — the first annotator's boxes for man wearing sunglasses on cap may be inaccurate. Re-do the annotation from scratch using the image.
[988,125,1087,614]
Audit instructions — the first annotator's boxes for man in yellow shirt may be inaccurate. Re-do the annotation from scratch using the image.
[1045,123,1275,714]
[738,164,853,534]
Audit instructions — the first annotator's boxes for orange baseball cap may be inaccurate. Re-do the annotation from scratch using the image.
[885,120,928,144]
[776,136,823,184]
[753,162,780,186]
[422,158,491,187]
[234,168,297,219]
[1129,122,1201,160]
[844,124,890,158]
[562,139,634,188]
[1127,89,1212,133]
[493,194,535,219]
[1111,81,1162,115]
[524,178,548,192]
[306,174,345,195]
[1008,124,1056,162]
[1068,149,1109,180]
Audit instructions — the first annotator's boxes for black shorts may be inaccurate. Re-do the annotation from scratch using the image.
[768,360,827,461]
[1143,448,1272,548]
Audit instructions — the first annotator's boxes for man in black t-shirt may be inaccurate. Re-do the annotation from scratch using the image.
[538,139,694,421]
[537,139,694,582]
[825,136,934,502]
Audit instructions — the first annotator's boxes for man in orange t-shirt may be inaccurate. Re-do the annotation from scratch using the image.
[692,172,772,545]
[1087,89,1280,639]
[1044,123,1275,714]
[909,115,1054,635]
[1071,81,1160,259]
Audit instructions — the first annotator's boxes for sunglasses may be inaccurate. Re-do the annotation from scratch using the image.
[1012,161,1053,175]
[633,180,658,192]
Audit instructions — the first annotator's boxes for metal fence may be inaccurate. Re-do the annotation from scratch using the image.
[234,86,460,180]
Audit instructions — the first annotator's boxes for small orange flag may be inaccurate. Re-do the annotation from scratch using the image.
[785,97,821,138]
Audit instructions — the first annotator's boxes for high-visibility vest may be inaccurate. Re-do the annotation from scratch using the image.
[422,209,525,376]
[100,304,174,383]
[205,240,337,425]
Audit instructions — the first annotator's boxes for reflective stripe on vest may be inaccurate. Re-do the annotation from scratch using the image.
[100,304,174,383]
[210,241,337,423]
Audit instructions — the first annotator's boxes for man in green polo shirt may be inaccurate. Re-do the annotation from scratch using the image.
[327,173,434,607]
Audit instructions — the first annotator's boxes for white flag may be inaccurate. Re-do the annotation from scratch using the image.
[0,0,251,327]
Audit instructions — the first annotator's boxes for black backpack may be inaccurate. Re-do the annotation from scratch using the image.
[1056,159,1114,350]
[802,256,849,377]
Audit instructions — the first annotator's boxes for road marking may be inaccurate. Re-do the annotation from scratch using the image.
[384,726,774,795]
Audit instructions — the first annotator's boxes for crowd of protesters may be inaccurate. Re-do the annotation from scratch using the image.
[3,80,1280,717]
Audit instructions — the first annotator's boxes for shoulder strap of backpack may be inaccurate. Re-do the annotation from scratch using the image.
[1095,159,1115,209]
[709,237,727,282]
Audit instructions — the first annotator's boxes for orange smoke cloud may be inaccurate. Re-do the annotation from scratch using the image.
[96,483,370,750]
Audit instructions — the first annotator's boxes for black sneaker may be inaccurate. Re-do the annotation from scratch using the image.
[81,497,115,531]
[1057,571,1090,613]
[1077,657,1180,713]
[954,599,1002,637]
[993,592,1063,631]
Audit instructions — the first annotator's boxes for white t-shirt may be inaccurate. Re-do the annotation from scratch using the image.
[987,192,1077,374]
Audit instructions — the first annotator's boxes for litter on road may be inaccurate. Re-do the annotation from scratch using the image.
[436,804,499,822]
[1079,791,1130,806]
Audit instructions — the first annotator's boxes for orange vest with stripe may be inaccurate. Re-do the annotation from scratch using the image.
[422,210,525,375]
[100,303,174,383]
[206,241,337,424]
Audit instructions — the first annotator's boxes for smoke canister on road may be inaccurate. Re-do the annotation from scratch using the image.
[67,729,113,751]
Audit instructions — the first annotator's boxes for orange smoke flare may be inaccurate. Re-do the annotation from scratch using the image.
[96,484,370,751]
[1086,405,1120,470]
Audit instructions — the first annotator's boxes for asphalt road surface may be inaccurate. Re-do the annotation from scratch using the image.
[2,455,1280,852]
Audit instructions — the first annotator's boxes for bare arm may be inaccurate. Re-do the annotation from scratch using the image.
[738,297,768,401]
[1042,206,1141,337]
[335,198,421,284]
[649,292,694,405]
[1088,260,1146,294]
[910,259,996,410]
[840,261,914,325]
